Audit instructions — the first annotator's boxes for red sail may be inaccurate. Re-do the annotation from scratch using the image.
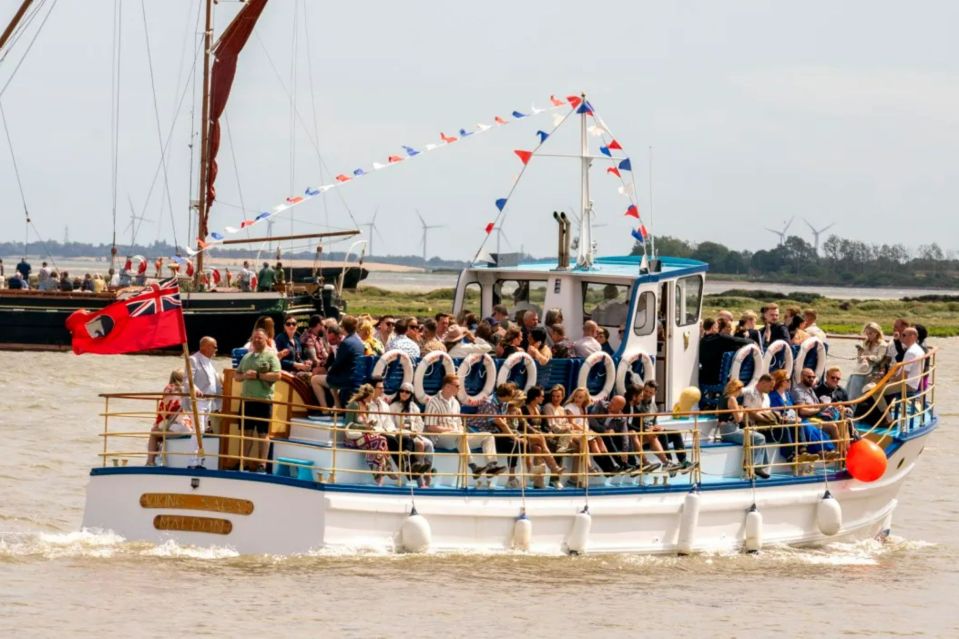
[206,0,269,204]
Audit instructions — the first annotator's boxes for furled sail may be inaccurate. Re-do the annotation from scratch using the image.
[205,0,268,204]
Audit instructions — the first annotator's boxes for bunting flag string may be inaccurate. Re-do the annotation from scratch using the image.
[182,94,571,257]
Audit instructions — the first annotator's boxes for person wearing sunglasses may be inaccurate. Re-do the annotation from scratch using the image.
[389,382,435,487]
[375,315,395,352]
[275,316,312,381]
[385,317,421,360]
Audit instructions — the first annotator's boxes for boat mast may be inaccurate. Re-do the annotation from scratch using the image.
[0,0,34,53]
[195,0,214,283]
[576,92,594,269]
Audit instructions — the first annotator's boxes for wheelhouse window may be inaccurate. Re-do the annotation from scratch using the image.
[492,279,547,322]
[674,275,703,327]
[462,282,482,316]
[632,291,655,336]
[582,282,630,328]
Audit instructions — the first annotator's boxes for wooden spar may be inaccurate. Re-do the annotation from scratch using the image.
[195,0,214,283]
[0,0,34,53]
[215,230,359,246]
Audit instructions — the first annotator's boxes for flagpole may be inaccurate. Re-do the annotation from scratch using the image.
[178,311,205,462]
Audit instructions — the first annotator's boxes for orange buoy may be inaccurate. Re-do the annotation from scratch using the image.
[846,439,887,482]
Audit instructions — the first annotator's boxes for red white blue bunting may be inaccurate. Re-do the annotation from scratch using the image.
[183,95,567,257]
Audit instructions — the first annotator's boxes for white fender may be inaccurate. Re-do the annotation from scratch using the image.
[615,349,654,393]
[577,351,616,403]
[816,490,842,536]
[456,352,497,404]
[762,339,794,377]
[744,504,763,553]
[496,351,537,390]
[793,337,827,383]
[399,507,431,553]
[728,344,763,388]
[372,349,414,396]
[676,488,701,555]
[413,350,456,404]
[512,511,532,551]
[564,506,591,555]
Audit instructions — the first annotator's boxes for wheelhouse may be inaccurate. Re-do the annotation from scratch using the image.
[452,254,708,408]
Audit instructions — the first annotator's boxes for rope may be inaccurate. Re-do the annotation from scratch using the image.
[109,0,123,269]
[300,0,329,228]
[0,100,30,255]
[470,107,576,262]
[139,0,179,250]
[0,0,58,100]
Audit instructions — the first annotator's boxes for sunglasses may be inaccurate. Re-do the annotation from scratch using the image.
[285,321,297,326]
[399,389,412,394]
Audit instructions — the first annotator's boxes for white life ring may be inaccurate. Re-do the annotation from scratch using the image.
[413,350,456,404]
[615,350,654,393]
[793,337,827,383]
[762,339,794,377]
[496,351,537,391]
[577,351,616,403]
[456,352,497,404]
[371,349,414,397]
[729,344,763,388]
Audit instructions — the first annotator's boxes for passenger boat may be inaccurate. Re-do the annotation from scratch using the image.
[80,82,939,555]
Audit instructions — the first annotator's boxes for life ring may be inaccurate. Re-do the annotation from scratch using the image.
[456,352,497,404]
[793,337,827,383]
[371,349,414,397]
[413,350,456,404]
[762,339,794,377]
[615,349,654,393]
[496,351,537,391]
[577,351,616,403]
[203,268,221,287]
[729,344,763,388]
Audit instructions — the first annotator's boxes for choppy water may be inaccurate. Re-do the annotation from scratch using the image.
[1,340,957,637]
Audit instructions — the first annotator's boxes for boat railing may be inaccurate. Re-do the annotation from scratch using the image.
[96,347,936,486]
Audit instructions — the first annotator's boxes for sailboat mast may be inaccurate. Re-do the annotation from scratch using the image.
[0,0,34,53]
[195,0,214,281]
[576,92,593,268]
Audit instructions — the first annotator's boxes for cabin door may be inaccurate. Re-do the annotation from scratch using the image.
[665,274,704,408]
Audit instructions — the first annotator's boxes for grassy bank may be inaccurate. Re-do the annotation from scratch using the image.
[342,286,959,337]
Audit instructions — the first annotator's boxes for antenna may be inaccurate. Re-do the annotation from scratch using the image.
[764,216,794,247]
[361,206,383,256]
[416,209,444,265]
[803,218,836,254]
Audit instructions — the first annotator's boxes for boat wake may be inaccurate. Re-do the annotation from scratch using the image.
[0,530,935,566]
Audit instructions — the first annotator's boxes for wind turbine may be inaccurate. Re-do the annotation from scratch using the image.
[803,218,836,254]
[416,209,444,265]
[361,207,384,256]
[765,216,794,246]
[125,196,153,249]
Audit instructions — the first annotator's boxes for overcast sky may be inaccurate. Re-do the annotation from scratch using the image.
[0,0,956,260]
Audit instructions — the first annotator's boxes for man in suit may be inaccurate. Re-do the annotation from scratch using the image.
[311,315,364,409]
[699,326,752,386]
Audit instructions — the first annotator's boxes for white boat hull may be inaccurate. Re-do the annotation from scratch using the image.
[81,432,927,555]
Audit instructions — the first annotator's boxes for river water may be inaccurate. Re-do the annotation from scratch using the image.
[0,339,956,637]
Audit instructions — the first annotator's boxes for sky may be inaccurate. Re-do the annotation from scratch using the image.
[0,0,956,261]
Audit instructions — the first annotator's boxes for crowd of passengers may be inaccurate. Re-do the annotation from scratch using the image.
[150,300,932,486]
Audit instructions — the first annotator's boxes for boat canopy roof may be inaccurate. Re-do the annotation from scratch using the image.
[469,254,709,284]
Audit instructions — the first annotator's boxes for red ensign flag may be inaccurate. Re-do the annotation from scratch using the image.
[66,279,186,354]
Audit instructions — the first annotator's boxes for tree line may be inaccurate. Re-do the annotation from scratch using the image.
[633,235,959,288]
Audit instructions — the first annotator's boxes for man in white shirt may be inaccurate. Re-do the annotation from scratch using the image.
[802,309,828,344]
[573,320,602,358]
[185,336,222,434]
[424,374,504,479]
[884,327,925,396]
[386,317,422,360]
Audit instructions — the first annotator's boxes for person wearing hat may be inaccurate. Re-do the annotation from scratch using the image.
[389,381,435,487]
[444,324,492,358]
